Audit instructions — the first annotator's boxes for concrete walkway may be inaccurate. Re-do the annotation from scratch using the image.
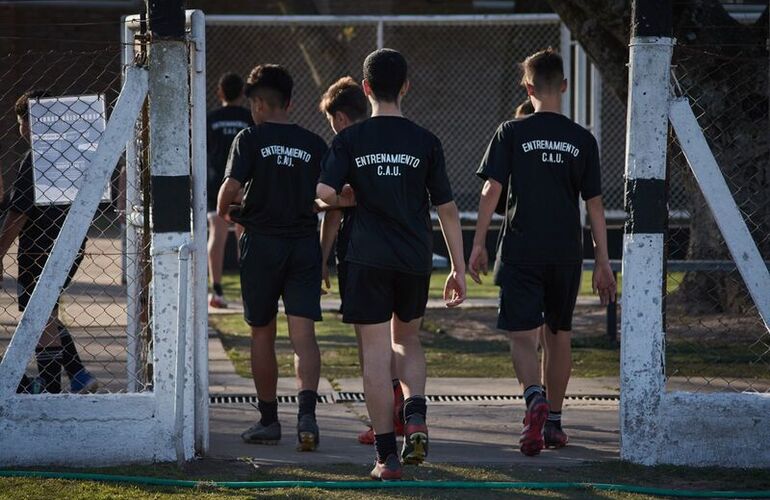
[207,333,620,465]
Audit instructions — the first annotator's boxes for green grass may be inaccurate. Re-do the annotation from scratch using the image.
[211,308,768,380]
[2,461,769,499]
[221,271,685,302]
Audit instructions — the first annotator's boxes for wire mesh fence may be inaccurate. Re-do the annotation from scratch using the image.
[0,46,154,394]
[664,26,769,393]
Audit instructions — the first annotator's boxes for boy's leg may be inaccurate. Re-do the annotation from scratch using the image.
[207,212,228,306]
[282,235,323,451]
[360,321,396,434]
[509,329,542,389]
[36,315,63,393]
[240,232,285,444]
[392,315,428,464]
[542,263,581,449]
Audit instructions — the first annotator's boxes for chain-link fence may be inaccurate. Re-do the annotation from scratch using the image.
[664,23,769,393]
[0,46,154,394]
[206,15,628,216]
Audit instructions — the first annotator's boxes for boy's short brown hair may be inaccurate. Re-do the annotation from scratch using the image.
[244,64,293,109]
[319,76,367,122]
[520,48,564,93]
[15,89,49,118]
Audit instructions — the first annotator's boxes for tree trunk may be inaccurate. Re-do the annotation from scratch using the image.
[549,0,769,313]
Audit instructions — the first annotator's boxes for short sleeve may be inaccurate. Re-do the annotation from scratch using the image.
[8,154,35,215]
[580,135,602,201]
[224,129,256,184]
[425,137,453,206]
[476,122,514,186]
[319,134,351,192]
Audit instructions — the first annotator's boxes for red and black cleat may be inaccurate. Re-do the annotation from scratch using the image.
[519,394,549,456]
[370,454,402,481]
[401,414,429,465]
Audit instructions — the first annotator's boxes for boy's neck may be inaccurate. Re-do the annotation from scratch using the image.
[260,109,291,124]
[531,95,562,115]
[370,99,403,118]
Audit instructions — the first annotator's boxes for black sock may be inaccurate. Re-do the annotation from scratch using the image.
[59,326,85,379]
[35,346,63,393]
[392,378,400,388]
[374,432,397,463]
[403,395,427,422]
[548,410,562,428]
[213,283,224,296]
[298,389,317,419]
[524,384,545,407]
[258,398,278,426]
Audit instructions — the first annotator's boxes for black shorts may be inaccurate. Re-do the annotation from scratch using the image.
[495,262,581,333]
[239,231,322,327]
[336,258,348,314]
[342,262,430,324]
[17,249,84,313]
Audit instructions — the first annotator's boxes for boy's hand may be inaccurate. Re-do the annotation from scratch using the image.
[338,184,356,207]
[592,261,617,306]
[321,265,331,295]
[468,244,488,284]
[443,269,466,308]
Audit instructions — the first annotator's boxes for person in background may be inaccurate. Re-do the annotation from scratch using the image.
[207,72,253,309]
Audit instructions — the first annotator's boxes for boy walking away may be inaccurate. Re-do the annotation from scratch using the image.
[317,49,466,480]
[318,76,405,446]
[0,90,97,394]
[206,72,253,309]
[469,49,616,457]
[217,65,328,451]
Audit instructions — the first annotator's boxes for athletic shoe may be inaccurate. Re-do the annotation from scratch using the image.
[544,420,569,448]
[370,454,402,481]
[401,414,429,465]
[17,375,44,394]
[241,421,281,445]
[297,414,320,451]
[358,426,375,445]
[519,393,549,456]
[208,293,228,309]
[69,369,99,394]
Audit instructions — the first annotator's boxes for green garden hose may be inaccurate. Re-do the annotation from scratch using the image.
[1,470,769,498]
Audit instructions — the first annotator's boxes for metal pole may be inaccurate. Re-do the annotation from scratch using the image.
[376,20,384,49]
[620,0,673,466]
[190,8,209,456]
[146,0,193,462]
[559,23,572,118]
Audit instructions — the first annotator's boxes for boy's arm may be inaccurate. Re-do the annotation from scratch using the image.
[320,209,343,291]
[469,179,503,284]
[586,195,616,305]
[217,178,242,221]
[436,201,466,307]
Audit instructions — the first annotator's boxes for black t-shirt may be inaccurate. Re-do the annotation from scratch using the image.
[225,122,327,238]
[7,152,81,265]
[476,112,602,264]
[320,116,454,275]
[336,207,354,263]
[206,106,254,208]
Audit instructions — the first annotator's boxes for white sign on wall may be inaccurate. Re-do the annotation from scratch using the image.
[29,94,111,205]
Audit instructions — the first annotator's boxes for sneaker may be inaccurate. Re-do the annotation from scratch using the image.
[209,293,228,309]
[69,369,99,394]
[370,454,402,481]
[358,426,375,445]
[393,383,405,436]
[241,421,281,445]
[297,414,319,451]
[17,375,44,394]
[519,393,549,456]
[544,420,569,449]
[401,414,429,465]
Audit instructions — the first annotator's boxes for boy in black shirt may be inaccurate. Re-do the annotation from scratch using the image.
[470,49,616,457]
[318,49,466,480]
[318,76,405,447]
[0,90,96,394]
[217,64,327,451]
[207,73,254,309]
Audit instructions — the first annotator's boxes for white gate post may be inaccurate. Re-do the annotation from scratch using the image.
[146,0,194,460]
[619,0,673,465]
